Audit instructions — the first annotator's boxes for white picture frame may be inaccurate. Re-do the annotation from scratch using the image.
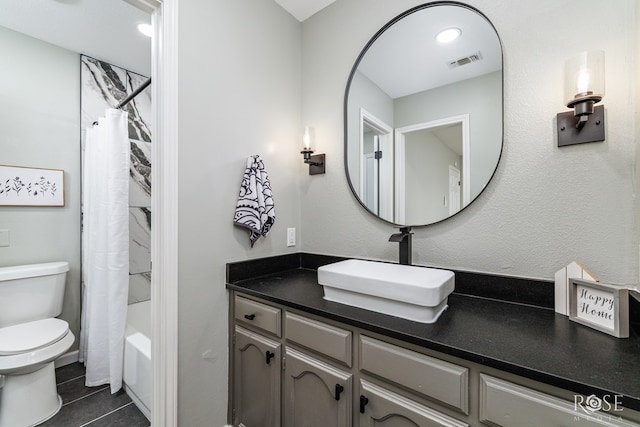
[569,278,629,338]
[0,165,65,207]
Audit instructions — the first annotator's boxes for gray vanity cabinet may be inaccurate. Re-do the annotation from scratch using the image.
[359,379,468,427]
[229,292,640,427]
[360,335,469,414]
[284,347,352,427]
[479,375,636,427]
[233,326,281,427]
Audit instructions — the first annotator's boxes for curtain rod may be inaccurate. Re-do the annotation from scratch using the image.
[91,77,151,126]
[116,77,152,109]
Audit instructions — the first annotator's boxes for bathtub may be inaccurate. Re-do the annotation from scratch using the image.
[124,300,151,420]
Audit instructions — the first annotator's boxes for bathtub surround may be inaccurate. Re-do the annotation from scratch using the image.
[124,301,152,419]
[80,55,152,305]
[129,271,153,305]
[130,208,152,275]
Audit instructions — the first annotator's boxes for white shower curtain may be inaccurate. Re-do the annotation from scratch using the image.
[80,108,130,393]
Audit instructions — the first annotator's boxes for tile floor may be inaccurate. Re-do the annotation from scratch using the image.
[40,362,149,427]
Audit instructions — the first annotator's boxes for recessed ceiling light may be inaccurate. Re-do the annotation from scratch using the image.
[137,23,153,38]
[436,27,461,44]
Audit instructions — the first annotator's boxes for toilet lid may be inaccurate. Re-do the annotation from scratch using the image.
[0,318,69,356]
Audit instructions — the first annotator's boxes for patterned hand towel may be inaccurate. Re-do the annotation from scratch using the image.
[234,155,276,247]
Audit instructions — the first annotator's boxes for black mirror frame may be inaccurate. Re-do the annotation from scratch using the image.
[343,1,505,227]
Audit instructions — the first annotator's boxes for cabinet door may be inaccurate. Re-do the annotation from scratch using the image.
[359,380,467,427]
[284,347,352,427]
[234,326,281,427]
[479,375,636,427]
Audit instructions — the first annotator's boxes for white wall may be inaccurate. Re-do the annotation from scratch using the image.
[404,130,460,225]
[301,0,638,284]
[0,26,81,348]
[395,71,502,200]
[176,0,302,424]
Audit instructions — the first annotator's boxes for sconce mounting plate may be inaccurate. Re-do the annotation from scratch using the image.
[557,105,605,147]
[308,154,325,175]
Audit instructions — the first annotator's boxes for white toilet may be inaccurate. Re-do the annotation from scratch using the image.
[0,262,75,427]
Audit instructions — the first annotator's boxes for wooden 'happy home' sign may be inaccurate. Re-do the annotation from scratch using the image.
[569,278,629,338]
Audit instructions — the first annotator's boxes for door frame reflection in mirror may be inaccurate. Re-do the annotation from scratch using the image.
[360,109,394,221]
[394,114,470,224]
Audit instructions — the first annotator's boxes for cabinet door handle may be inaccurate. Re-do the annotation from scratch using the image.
[244,314,256,320]
[334,384,344,401]
[265,351,275,365]
[359,395,369,413]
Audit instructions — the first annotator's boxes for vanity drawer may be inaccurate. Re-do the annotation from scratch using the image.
[479,375,630,427]
[360,336,469,414]
[234,295,281,337]
[285,312,352,367]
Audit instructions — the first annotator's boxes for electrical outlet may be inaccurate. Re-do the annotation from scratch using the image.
[287,228,296,247]
[0,229,9,247]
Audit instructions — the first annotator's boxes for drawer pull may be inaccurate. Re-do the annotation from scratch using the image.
[334,384,344,401]
[244,314,256,320]
[265,350,275,365]
[359,395,369,413]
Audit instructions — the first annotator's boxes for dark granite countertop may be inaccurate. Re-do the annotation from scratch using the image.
[226,254,640,412]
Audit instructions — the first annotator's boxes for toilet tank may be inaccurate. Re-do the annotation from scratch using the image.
[0,262,69,328]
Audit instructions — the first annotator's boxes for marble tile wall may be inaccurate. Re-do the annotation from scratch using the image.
[80,55,152,304]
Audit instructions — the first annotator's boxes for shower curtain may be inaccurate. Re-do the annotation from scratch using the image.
[80,108,130,393]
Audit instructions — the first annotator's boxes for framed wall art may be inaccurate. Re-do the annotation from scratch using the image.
[569,278,629,338]
[0,165,65,207]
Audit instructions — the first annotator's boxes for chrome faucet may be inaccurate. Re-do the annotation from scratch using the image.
[388,227,412,265]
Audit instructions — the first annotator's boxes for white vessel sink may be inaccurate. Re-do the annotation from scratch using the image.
[317,259,455,323]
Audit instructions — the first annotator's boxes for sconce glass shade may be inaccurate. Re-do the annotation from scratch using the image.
[302,126,313,152]
[299,125,325,175]
[564,50,605,108]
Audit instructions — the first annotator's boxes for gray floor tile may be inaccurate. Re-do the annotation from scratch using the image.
[41,388,132,427]
[58,376,109,405]
[55,362,86,384]
[84,402,150,427]
[38,363,149,427]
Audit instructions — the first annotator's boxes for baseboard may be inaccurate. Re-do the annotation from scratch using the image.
[54,349,79,368]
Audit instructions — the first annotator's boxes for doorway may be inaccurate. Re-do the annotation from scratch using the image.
[395,114,469,224]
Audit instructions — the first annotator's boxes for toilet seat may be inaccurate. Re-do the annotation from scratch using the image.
[0,318,69,356]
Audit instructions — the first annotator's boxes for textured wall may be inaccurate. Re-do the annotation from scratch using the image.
[300,0,638,284]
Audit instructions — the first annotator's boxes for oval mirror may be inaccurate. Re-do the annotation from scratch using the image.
[344,2,503,226]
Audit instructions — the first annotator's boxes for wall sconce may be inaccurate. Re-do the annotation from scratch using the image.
[557,51,605,147]
[300,126,325,175]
